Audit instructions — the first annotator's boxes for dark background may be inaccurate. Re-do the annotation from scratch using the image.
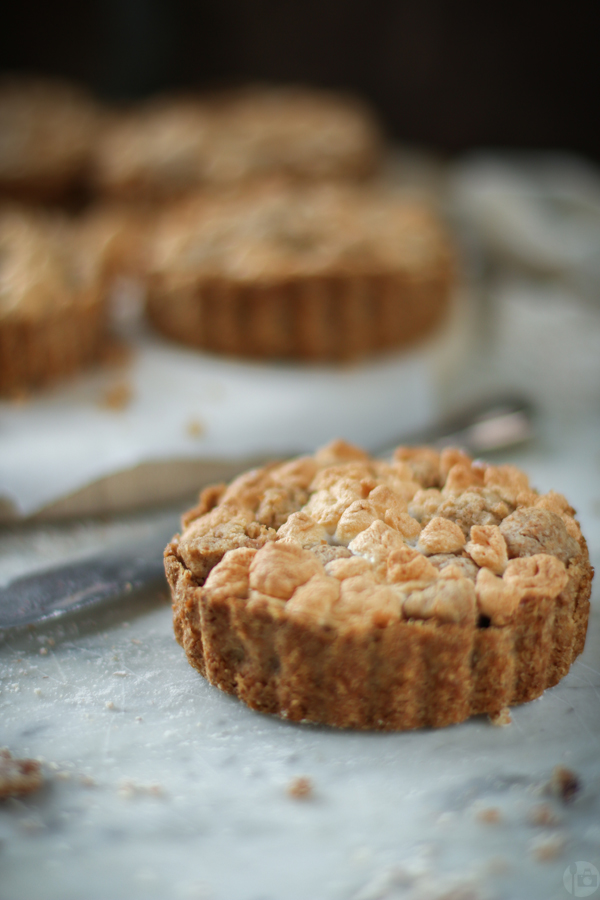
[2,0,599,159]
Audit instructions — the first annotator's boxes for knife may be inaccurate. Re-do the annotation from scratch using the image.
[0,396,533,631]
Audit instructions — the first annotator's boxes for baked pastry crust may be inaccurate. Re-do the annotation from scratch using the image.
[146,182,454,361]
[166,441,593,730]
[0,76,99,202]
[91,86,381,201]
[0,208,108,395]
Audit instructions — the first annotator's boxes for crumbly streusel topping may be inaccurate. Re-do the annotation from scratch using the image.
[92,87,379,198]
[149,182,452,284]
[177,441,582,629]
[0,208,101,318]
[0,76,98,183]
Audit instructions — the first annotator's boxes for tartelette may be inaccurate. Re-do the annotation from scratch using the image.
[165,440,593,730]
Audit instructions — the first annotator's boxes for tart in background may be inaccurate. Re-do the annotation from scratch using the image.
[90,85,382,202]
[0,76,100,203]
[0,207,110,395]
[146,181,454,361]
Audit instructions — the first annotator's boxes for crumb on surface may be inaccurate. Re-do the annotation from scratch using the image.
[475,807,502,825]
[549,766,580,803]
[489,707,512,727]
[186,417,205,438]
[99,381,133,411]
[529,832,567,862]
[287,776,313,799]
[0,750,44,800]
[117,780,164,799]
[527,803,561,827]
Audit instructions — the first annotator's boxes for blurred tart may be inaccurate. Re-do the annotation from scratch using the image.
[91,86,381,201]
[0,76,99,202]
[146,182,454,361]
[165,440,593,730]
[0,207,109,395]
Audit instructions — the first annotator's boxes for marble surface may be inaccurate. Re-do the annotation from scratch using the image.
[1,413,600,900]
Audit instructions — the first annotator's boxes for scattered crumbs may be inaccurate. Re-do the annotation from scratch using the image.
[529,832,567,862]
[118,780,165,800]
[549,765,580,803]
[287,776,313,799]
[475,807,502,825]
[489,707,512,727]
[33,688,42,697]
[131,639,142,645]
[39,648,48,656]
[99,381,133,411]
[186,417,205,439]
[113,671,128,677]
[105,701,116,710]
[0,750,44,800]
[527,803,561,828]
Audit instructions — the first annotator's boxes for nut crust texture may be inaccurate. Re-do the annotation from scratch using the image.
[165,441,593,730]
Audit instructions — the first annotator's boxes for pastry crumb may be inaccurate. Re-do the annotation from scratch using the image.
[105,700,116,710]
[118,779,164,799]
[186,417,205,438]
[0,750,44,800]
[488,707,512,727]
[475,806,502,825]
[287,776,313,799]
[99,381,132,411]
[549,765,580,803]
[529,832,567,862]
[527,803,560,827]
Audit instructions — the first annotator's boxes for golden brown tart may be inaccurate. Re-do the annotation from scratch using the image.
[91,86,381,202]
[146,182,454,361]
[166,440,593,730]
[0,207,109,395]
[0,76,99,202]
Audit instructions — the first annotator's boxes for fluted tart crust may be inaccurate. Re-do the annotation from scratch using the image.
[147,182,454,361]
[165,440,593,730]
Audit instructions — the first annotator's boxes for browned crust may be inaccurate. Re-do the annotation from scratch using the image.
[0,293,108,395]
[147,267,452,362]
[166,534,593,731]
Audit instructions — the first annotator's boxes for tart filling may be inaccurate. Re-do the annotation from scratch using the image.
[165,441,593,730]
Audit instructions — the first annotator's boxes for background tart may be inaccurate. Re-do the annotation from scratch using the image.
[90,85,381,202]
[165,440,593,731]
[146,182,454,361]
[0,76,100,203]
[0,207,109,395]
